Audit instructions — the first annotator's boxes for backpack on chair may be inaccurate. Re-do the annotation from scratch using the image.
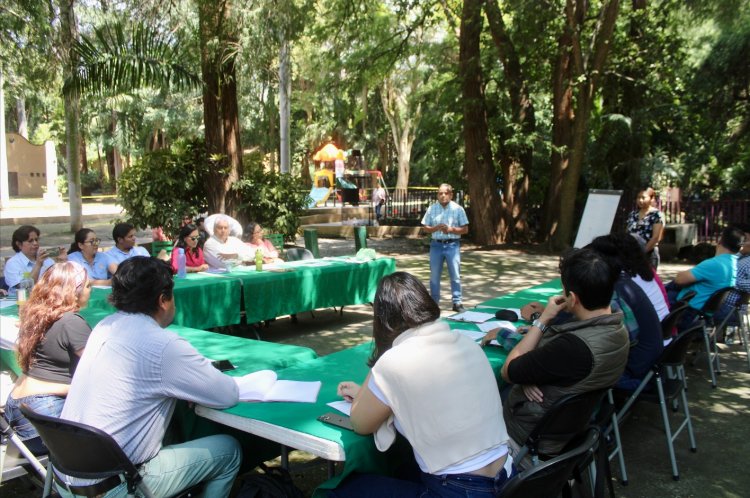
[236,463,305,498]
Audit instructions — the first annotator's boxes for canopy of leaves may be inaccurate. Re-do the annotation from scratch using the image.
[117,138,209,236]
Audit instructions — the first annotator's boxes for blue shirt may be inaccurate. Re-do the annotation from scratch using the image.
[103,246,150,270]
[4,252,55,294]
[68,251,110,280]
[421,200,469,241]
[678,253,738,310]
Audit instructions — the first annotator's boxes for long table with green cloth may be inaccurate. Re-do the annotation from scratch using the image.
[194,278,564,496]
[82,256,396,328]
[219,257,397,323]
[85,272,243,330]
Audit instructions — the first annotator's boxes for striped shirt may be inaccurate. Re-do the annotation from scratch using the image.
[421,200,469,241]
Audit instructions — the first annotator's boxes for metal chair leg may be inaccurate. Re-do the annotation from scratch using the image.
[654,376,680,481]
[607,390,628,485]
[701,324,718,388]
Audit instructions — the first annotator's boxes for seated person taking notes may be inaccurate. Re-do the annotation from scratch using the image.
[56,257,241,498]
[333,272,511,497]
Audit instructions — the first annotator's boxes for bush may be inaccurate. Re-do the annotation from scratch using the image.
[117,139,209,237]
[234,170,311,240]
[80,170,103,195]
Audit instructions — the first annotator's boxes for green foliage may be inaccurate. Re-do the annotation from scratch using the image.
[117,139,209,237]
[64,21,200,97]
[234,170,311,240]
[80,169,103,194]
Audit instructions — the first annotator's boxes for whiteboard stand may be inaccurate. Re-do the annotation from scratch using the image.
[573,189,623,248]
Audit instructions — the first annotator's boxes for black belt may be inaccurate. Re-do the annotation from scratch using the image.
[54,472,124,498]
[433,239,459,244]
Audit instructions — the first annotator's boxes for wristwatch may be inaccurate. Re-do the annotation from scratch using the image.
[531,319,548,334]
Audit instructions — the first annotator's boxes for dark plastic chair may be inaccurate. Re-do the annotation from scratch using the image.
[694,287,735,387]
[20,404,156,498]
[285,248,315,262]
[515,388,607,466]
[712,290,750,371]
[661,302,690,342]
[0,414,48,488]
[498,427,600,498]
[613,325,701,481]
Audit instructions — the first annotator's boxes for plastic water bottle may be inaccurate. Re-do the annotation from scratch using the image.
[17,272,34,306]
[255,248,263,272]
[176,248,187,278]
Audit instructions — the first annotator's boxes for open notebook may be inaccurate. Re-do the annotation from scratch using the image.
[233,370,321,403]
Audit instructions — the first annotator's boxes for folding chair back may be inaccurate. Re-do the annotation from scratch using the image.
[699,287,734,318]
[499,427,600,498]
[151,240,174,257]
[517,388,607,464]
[661,302,689,341]
[265,233,284,257]
[20,404,151,497]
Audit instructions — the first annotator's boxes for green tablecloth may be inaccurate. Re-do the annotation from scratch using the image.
[208,330,508,495]
[478,278,563,309]
[227,257,397,323]
[85,272,242,329]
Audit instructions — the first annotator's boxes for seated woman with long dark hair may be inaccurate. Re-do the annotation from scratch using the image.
[3,262,92,454]
[171,223,209,273]
[333,272,511,497]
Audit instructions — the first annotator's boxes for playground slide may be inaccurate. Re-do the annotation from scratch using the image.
[308,187,333,207]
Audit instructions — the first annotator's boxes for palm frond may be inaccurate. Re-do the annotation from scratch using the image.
[64,21,199,97]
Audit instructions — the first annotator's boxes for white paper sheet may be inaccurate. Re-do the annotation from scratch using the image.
[446,311,496,323]
[327,400,353,416]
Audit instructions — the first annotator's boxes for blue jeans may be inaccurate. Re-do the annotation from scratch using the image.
[329,468,510,498]
[55,434,241,498]
[429,240,462,305]
[3,392,66,454]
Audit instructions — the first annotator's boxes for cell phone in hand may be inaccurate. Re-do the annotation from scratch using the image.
[211,359,236,372]
[317,412,354,431]
[46,247,60,257]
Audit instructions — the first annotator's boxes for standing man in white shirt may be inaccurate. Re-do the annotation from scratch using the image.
[421,184,469,312]
[56,257,241,498]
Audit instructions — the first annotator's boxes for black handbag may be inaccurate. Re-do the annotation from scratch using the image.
[236,463,305,498]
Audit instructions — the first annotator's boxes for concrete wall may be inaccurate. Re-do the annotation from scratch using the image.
[5,132,54,197]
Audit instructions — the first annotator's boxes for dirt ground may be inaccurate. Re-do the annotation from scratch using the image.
[2,235,749,497]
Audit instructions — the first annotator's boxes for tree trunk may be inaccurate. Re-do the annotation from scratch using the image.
[59,0,82,232]
[459,0,503,245]
[198,0,243,216]
[484,0,535,241]
[16,98,28,139]
[380,79,419,191]
[279,35,291,174]
[545,0,620,250]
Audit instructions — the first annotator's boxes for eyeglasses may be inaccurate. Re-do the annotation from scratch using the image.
[83,239,101,245]
[189,236,200,241]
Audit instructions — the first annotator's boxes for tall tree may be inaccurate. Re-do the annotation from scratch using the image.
[197,0,242,215]
[542,0,621,249]
[59,0,83,232]
[459,0,503,245]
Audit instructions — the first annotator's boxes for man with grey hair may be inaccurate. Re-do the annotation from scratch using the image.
[203,215,253,269]
[421,183,469,312]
